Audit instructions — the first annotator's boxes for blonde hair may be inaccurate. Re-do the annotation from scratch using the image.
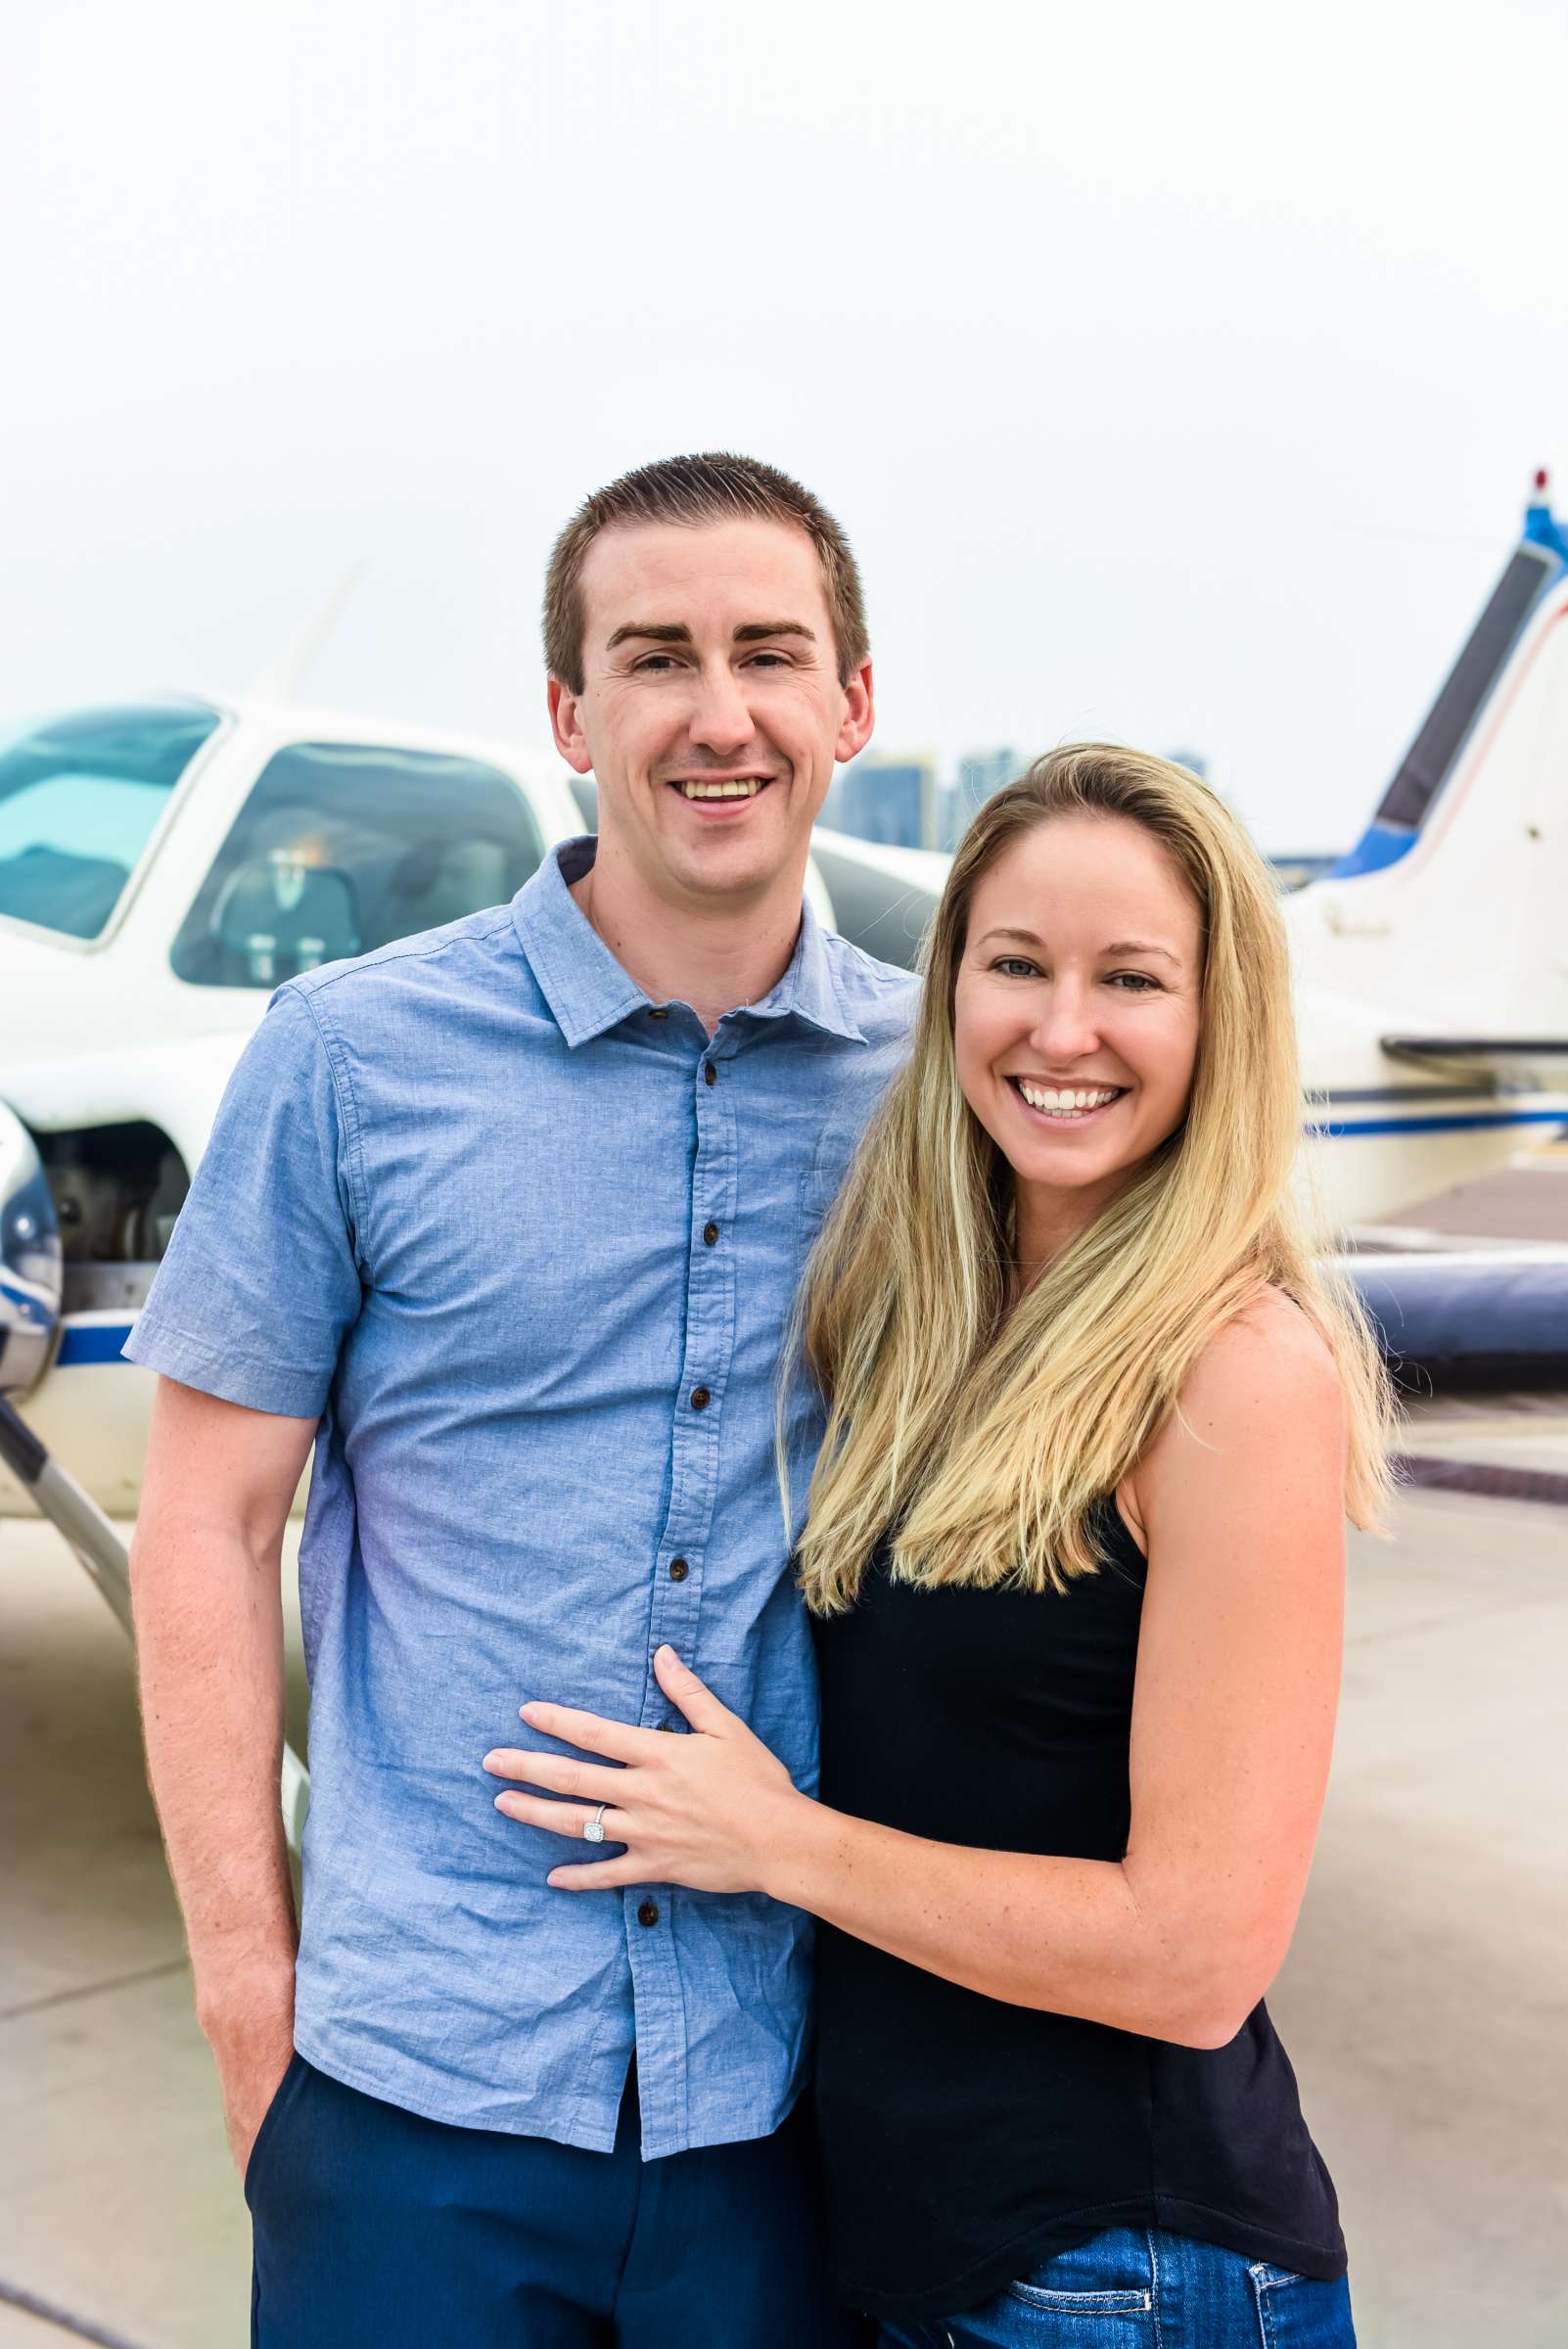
[793,744,1394,1614]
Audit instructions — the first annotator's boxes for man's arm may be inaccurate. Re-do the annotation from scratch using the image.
[130,1374,318,2177]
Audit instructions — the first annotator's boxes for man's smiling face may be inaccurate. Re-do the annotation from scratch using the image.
[549,517,873,909]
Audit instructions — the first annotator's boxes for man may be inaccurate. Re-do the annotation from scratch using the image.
[126,452,915,2344]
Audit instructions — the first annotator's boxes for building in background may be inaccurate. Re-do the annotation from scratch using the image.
[937,746,1217,851]
[822,755,939,848]
[822,744,1335,884]
[938,747,1018,849]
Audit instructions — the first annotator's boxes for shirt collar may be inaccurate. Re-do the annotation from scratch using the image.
[511,839,865,1048]
[750,890,865,1043]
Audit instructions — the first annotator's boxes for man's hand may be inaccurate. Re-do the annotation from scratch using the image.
[199,1958,297,2180]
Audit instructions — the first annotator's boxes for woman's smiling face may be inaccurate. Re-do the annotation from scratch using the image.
[953,812,1205,1258]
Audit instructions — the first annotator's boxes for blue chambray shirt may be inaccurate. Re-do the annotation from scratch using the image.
[125,839,914,2157]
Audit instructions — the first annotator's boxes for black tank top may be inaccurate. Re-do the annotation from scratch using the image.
[809,1499,1346,2324]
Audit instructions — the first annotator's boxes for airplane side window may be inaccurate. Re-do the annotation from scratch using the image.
[0,700,221,942]
[1374,547,1553,835]
[169,742,547,990]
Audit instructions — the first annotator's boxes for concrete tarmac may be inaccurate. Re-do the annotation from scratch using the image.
[3,1479,1567,2349]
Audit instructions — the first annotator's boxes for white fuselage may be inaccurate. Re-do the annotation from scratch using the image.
[4,654,1566,1513]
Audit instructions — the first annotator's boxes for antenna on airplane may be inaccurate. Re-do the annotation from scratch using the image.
[245,560,367,702]
[1523,467,1568,561]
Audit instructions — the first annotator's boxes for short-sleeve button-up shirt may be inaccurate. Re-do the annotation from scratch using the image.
[124,839,915,2156]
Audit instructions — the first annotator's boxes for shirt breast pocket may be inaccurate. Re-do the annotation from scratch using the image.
[797,1113,863,1253]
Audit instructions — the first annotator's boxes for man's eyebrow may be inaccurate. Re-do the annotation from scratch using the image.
[605,622,693,650]
[974,926,1181,964]
[603,620,817,652]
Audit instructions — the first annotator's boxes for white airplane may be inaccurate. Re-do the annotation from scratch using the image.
[3,474,1568,1530]
[815,471,1568,1236]
[0,703,834,1518]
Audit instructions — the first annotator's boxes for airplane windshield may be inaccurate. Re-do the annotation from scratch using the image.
[169,740,547,989]
[0,700,221,941]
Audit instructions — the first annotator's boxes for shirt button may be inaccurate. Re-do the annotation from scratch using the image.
[669,1557,689,1581]
[690,1386,711,1411]
[648,1006,669,1020]
[703,1061,716,1086]
[703,1221,719,1247]
[638,1901,660,1928]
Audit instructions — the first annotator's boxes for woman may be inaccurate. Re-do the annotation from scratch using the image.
[485,747,1393,2345]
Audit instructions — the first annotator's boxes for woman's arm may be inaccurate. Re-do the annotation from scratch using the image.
[486,1293,1347,2049]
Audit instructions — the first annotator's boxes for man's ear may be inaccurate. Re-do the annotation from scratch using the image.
[548,677,594,776]
[834,661,875,764]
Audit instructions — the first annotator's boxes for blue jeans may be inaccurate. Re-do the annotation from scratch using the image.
[876,2226,1355,2348]
[247,2052,862,2346]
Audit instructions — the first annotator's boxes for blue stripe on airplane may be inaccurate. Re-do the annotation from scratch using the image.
[1305,1109,1568,1138]
[44,1104,1568,1368]
[1328,820,1416,879]
[56,1324,138,1366]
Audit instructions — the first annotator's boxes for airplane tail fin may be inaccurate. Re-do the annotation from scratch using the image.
[1298,472,1568,1042]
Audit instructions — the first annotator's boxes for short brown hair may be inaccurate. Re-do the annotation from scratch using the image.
[542,451,869,692]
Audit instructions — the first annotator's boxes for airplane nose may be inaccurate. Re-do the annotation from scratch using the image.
[0,1102,63,1397]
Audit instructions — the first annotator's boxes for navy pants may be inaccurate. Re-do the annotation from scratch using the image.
[247,2052,864,2347]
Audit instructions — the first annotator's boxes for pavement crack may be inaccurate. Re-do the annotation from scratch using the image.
[1395,1453,1568,1506]
[0,1958,188,2024]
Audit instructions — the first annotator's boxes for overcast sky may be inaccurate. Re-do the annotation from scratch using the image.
[5,0,1565,851]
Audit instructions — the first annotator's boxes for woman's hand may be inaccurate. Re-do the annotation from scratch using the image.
[483,1645,807,1897]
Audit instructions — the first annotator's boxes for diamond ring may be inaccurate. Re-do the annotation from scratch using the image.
[582,1804,609,1845]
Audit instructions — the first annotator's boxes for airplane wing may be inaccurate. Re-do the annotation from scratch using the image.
[0,1031,250,1175]
[1380,1036,1568,1088]
[1341,1244,1568,1386]
[808,826,947,971]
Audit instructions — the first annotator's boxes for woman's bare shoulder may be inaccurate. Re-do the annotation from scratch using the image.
[1127,1287,1352,1559]
[1136,1288,1344,1502]
[1191,1286,1339,1407]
